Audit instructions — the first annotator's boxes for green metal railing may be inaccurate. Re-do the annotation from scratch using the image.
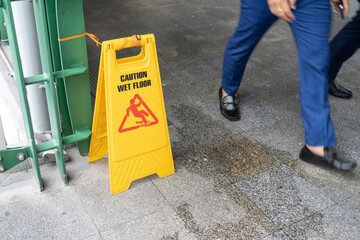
[0,8,8,41]
[0,0,92,191]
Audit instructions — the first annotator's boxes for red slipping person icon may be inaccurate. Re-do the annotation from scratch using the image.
[127,98,149,125]
[118,94,158,133]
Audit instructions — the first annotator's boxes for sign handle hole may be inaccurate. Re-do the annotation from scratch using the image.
[116,46,143,60]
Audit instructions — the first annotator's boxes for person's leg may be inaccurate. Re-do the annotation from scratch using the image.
[222,0,277,97]
[329,9,360,83]
[328,8,360,98]
[290,0,335,150]
[290,0,356,170]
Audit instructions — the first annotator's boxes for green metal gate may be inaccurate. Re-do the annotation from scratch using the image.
[0,0,92,191]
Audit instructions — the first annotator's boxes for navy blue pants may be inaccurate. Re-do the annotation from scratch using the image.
[222,0,336,147]
[329,8,360,83]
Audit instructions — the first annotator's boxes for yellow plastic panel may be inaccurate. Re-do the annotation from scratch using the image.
[88,47,108,162]
[89,34,174,194]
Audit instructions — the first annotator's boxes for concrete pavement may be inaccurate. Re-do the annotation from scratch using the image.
[1,0,360,239]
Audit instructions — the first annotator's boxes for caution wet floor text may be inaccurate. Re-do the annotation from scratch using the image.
[89,34,174,194]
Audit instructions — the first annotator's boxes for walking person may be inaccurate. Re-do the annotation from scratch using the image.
[328,0,360,99]
[219,0,357,170]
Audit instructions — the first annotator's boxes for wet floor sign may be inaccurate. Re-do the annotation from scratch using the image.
[89,34,174,194]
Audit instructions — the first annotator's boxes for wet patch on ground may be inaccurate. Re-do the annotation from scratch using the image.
[197,134,282,183]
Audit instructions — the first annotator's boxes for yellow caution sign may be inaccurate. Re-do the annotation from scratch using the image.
[89,34,174,194]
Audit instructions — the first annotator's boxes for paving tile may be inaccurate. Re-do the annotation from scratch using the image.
[74,176,170,231]
[175,185,278,240]
[340,192,360,221]
[329,65,360,121]
[0,148,96,207]
[137,4,189,32]
[260,231,290,240]
[161,65,223,102]
[150,148,230,205]
[64,147,94,183]
[282,204,360,240]
[184,0,240,46]
[288,159,360,203]
[73,158,109,185]
[163,77,245,137]
[156,29,220,64]
[168,125,194,154]
[172,149,231,188]
[249,117,305,162]
[164,78,286,135]
[254,88,301,121]
[336,135,360,166]
[0,180,39,207]
[0,188,98,240]
[165,3,237,31]
[191,19,238,48]
[159,50,222,88]
[197,134,282,183]
[331,118,360,164]
[32,149,94,192]
[243,60,298,102]
[234,96,285,132]
[0,168,10,184]
[100,206,196,240]
[82,233,102,240]
[332,116,360,143]
[236,164,334,228]
[167,102,234,146]
[0,163,55,190]
[2,0,360,239]
[331,97,360,123]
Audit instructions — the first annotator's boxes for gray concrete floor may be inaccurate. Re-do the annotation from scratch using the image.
[1,0,360,239]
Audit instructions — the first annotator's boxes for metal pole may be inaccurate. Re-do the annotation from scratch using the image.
[0,115,10,183]
[12,0,50,133]
[0,45,14,76]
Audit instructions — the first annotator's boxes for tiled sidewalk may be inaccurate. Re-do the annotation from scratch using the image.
[1,0,360,239]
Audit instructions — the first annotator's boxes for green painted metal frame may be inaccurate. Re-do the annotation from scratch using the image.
[45,0,73,138]
[33,0,67,183]
[0,8,8,41]
[0,0,44,190]
[0,146,29,171]
[55,0,92,155]
[0,0,92,190]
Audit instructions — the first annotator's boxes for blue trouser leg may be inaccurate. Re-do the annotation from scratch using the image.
[222,0,277,96]
[290,0,336,146]
[222,0,336,146]
[329,8,360,83]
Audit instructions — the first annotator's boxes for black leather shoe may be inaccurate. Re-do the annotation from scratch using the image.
[329,81,353,99]
[219,88,240,121]
[299,145,357,171]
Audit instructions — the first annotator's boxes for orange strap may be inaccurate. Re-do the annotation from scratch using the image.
[59,32,101,46]
[130,35,141,47]
[118,35,141,51]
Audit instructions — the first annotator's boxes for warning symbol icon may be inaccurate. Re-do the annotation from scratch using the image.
[119,94,158,133]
